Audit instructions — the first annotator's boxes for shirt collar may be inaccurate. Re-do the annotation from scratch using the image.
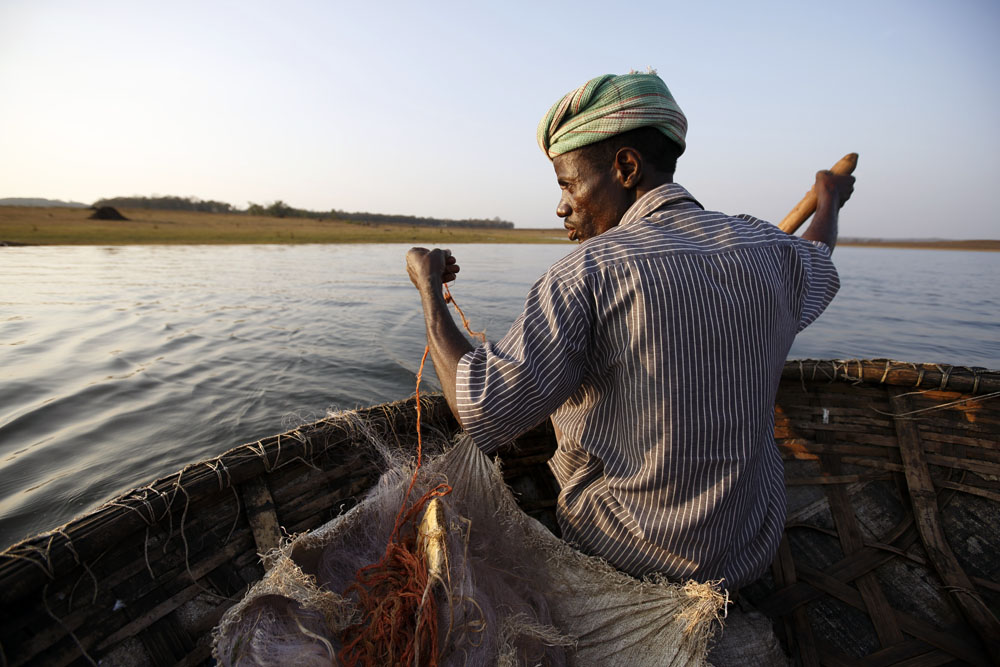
[618,182,703,228]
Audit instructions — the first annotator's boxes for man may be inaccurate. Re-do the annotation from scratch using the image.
[406,72,853,591]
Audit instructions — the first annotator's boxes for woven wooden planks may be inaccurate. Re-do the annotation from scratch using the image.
[748,360,1000,665]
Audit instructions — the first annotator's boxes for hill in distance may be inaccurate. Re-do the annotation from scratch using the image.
[0,198,89,208]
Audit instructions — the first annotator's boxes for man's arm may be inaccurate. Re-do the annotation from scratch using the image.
[800,170,856,252]
[406,247,473,426]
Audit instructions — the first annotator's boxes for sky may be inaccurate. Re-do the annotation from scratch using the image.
[1,0,998,238]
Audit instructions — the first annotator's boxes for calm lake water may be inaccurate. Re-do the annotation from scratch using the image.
[2,243,999,548]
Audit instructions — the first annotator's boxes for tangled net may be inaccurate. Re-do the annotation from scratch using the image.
[212,284,725,666]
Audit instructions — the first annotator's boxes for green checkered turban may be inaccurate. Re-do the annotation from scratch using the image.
[537,72,687,159]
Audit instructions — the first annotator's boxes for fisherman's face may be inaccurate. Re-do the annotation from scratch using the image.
[553,150,631,243]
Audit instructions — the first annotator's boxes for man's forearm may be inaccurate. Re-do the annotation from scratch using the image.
[800,170,855,252]
[418,283,473,426]
[802,194,839,251]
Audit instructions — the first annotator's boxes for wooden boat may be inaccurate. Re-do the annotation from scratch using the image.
[1,358,997,666]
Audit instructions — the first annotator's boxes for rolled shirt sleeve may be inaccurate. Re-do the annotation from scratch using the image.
[795,239,840,332]
[456,270,591,453]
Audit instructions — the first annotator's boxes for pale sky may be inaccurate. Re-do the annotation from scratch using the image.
[1,0,997,238]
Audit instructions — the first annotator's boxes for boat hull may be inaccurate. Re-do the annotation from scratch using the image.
[0,359,997,666]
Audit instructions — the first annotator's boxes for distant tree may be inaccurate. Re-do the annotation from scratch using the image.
[94,195,233,213]
[94,195,514,228]
[266,200,294,218]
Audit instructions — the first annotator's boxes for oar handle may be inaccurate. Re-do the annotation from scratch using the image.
[778,153,858,234]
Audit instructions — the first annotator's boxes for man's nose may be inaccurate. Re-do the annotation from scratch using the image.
[557,199,570,218]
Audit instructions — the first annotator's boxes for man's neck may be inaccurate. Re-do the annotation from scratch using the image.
[633,172,674,203]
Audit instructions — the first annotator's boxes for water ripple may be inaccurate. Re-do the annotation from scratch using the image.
[1,243,997,548]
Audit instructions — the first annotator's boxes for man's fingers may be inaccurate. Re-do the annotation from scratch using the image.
[406,247,463,287]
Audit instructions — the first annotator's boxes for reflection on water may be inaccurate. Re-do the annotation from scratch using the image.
[1,243,998,548]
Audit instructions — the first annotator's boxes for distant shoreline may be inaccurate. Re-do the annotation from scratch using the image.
[1,206,997,250]
[837,239,1000,252]
[0,206,565,246]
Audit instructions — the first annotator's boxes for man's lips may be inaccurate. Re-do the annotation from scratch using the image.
[564,224,578,241]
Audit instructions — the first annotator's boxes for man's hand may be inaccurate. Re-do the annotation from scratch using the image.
[406,247,460,290]
[814,170,855,210]
[802,170,856,252]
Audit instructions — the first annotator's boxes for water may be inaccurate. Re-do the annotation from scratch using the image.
[2,244,998,549]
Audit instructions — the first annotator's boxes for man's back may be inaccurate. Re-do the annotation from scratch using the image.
[458,182,839,587]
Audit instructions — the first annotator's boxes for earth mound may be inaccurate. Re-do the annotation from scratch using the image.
[89,206,128,221]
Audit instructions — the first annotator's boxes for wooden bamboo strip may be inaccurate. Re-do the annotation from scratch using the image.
[785,481,870,524]
[924,452,1000,477]
[819,450,905,647]
[280,476,373,529]
[782,359,1000,394]
[796,422,894,434]
[239,478,282,557]
[796,563,990,666]
[777,405,887,418]
[28,536,249,666]
[771,537,821,667]
[87,539,255,657]
[95,583,203,652]
[839,457,905,473]
[889,388,1000,659]
[883,651,963,667]
[776,432,901,448]
[935,483,1000,512]
[99,538,245,652]
[758,531,903,618]
[7,515,252,665]
[856,640,954,667]
[920,442,1000,467]
[777,410,894,426]
[106,508,249,606]
[919,430,1000,452]
[779,375,893,397]
[778,441,892,459]
[785,473,890,486]
[266,461,369,507]
[860,644,956,667]
[138,613,194,667]
[12,632,89,667]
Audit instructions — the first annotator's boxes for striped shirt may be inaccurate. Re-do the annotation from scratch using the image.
[456,183,839,588]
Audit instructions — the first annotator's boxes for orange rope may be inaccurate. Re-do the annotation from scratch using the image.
[444,282,486,343]
[340,282,480,666]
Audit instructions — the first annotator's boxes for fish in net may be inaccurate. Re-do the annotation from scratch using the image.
[212,428,725,666]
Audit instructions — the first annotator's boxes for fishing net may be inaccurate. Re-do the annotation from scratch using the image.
[212,428,725,666]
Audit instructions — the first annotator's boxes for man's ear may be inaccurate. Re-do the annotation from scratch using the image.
[614,147,642,189]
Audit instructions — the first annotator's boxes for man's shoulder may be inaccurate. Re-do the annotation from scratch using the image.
[543,188,833,286]
[553,208,781,274]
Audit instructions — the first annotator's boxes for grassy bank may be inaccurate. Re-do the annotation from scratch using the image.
[0,206,566,245]
[2,207,997,250]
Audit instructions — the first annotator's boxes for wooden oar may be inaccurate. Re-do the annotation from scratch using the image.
[778,153,858,234]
